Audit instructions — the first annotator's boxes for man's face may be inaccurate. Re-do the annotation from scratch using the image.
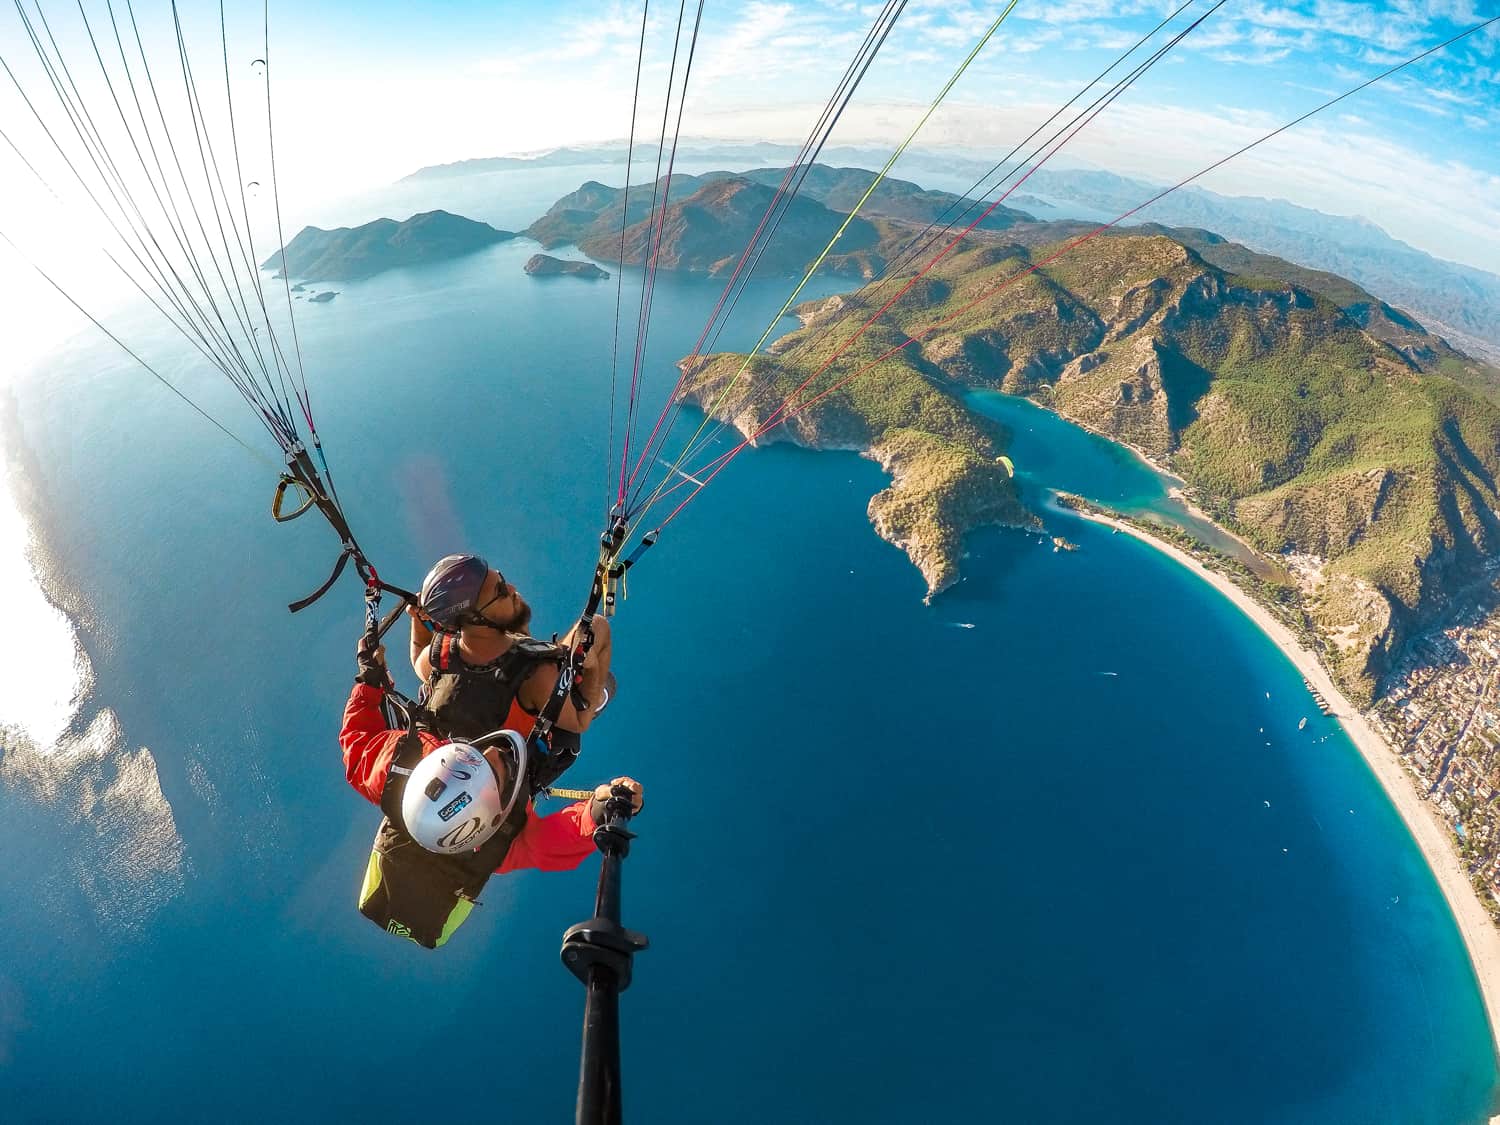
[474,568,531,633]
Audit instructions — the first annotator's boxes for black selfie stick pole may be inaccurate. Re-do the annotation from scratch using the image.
[562,786,649,1125]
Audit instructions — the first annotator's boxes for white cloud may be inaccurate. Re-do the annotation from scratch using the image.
[1210,47,1295,65]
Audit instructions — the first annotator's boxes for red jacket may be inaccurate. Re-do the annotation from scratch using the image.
[339,681,599,875]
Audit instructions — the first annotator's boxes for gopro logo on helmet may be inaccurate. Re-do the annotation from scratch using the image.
[438,791,473,822]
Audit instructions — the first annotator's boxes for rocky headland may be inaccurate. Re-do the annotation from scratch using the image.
[676,317,1033,599]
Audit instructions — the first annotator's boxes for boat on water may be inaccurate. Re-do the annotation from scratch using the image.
[1301,678,1335,716]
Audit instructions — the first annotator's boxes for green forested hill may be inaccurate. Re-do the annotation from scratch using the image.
[523,166,1031,273]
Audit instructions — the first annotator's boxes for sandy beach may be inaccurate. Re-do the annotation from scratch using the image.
[1074,508,1500,1072]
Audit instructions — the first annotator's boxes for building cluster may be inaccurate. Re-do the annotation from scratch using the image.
[1370,602,1500,918]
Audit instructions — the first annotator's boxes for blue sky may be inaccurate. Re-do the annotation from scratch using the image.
[256,0,1498,264]
[1,1,1498,366]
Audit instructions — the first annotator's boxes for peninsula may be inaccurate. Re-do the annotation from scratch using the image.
[263,209,514,282]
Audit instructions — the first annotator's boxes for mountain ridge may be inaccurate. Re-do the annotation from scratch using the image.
[1018,168,1500,360]
[524,166,1031,277]
[403,143,1500,356]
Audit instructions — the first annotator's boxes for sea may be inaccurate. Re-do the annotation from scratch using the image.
[1,163,1497,1124]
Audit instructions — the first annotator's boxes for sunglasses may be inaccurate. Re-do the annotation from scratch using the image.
[474,572,512,615]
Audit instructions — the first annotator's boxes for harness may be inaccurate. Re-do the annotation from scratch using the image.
[349,516,633,950]
[421,632,581,792]
[356,729,530,949]
[355,634,582,949]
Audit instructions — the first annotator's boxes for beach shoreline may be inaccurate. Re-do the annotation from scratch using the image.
[1073,507,1500,1080]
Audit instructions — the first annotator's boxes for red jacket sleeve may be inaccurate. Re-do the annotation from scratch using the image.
[496,800,599,874]
[340,682,411,806]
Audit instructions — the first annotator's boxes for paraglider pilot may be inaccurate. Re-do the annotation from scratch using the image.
[337,553,628,949]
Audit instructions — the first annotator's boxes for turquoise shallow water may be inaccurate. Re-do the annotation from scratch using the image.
[966,388,1280,575]
[2,222,1498,1122]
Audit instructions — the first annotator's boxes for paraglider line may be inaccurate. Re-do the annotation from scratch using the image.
[622,0,908,509]
[607,0,651,521]
[646,12,1500,531]
[676,0,1225,485]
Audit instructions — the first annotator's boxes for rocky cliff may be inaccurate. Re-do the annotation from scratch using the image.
[677,304,1034,598]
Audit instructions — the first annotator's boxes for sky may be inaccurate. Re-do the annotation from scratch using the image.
[0,0,1497,372]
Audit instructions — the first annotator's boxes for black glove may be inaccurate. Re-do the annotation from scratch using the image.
[355,635,388,688]
[589,781,644,825]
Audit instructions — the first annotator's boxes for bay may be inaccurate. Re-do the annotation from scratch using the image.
[2,222,1496,1123]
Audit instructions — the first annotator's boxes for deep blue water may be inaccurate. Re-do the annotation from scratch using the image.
[3,229,1498,1123]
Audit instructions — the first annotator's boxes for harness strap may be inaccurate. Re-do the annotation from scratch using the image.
[379,730,429,823]
[277,447,418,616]
[288,547,351,613]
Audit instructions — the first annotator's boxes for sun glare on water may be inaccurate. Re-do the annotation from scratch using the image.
[0,456,89,749]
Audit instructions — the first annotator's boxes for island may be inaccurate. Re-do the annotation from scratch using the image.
[524,253,609,279]
[261,209,514,282]
[308,291,337,303]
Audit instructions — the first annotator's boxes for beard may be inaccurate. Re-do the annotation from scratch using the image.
[467,595,531,636]
[508,600,533,633]
[489,598,531,634]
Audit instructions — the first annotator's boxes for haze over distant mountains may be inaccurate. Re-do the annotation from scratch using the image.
[405,143,1500,364]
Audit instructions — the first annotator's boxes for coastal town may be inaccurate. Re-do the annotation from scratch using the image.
[1370,592,1500,921]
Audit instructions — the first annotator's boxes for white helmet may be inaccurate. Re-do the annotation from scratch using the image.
[401,732,528,855]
